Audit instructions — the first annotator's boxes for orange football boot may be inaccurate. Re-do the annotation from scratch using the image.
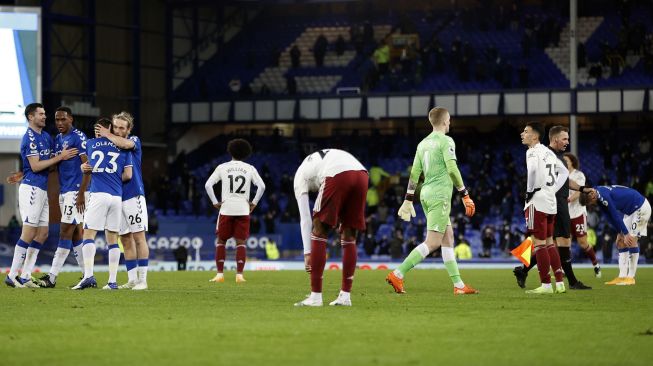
[386,272,405,294]
[454,284,479,295]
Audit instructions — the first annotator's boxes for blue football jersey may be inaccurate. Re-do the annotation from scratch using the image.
[595,185,646,234]
[86,137,133,197]
[122,135,145,200]
[20,127,53,190]
[56,128,88,193]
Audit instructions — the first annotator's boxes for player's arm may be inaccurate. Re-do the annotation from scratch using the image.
[250,170,266,213]
[6,171,23,184]
[443,139,475,217]
[95,124,135,150]
[204,168,222,208]
[27,147,78,173]
[599,193,629,235]
[568,175,584,203]
[569,179,591,193]
[296,192,312,256]
[76,154,91,213]
[122,166,133,182]
[525,151,539,202]
[552,159,569,193]
[398,152,421,221]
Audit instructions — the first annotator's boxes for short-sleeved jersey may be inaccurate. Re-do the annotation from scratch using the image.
[293,148,366,198]
[595,185,646,234]
[205,160,265,216]
[55,128,88,193]
[86,137,132,197]
[20,127,53,190]
[525,143,563,214]
[122,135,145,201]
[568,169,587,218]
[410,132,456,201]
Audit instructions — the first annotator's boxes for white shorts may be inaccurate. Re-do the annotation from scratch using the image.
[624,199,651,237]
[19,184,48,227]
[119,195,148,235]
[59,191,88,225]
[83,192,122,232]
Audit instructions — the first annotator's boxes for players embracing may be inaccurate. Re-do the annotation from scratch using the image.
[95,112,150,290]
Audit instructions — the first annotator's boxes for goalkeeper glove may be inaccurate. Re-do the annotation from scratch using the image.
[397,200,416,222]
[459,188,475,217]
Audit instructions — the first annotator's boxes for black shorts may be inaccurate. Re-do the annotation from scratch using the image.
[554,201,571,238]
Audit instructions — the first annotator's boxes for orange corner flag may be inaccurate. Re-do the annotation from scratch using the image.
[511,237,533,266]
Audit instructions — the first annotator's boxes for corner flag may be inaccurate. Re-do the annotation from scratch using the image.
[511,237,533,266]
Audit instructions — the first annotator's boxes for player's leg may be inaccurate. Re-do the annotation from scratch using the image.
[119,233,138,288]
[233,215,251,283]
[6,185,41,287]
[73,192,109,289]
[103,230,121,290]
[71,227,99,289]
[71,223,85,276]
[442,225,478,294]
[576,235,600,277]
[123,196,150,289]
[6,225,37,288]
[546,215,566,293]
[554,209,590,289]
[525,210,554,294]
[620,201,649,285]
[330,171,367,305]
[328,227,357,306]
[307,218,330,303]
[103,196,124,289]
[18,192,49,286]
[133,231,149,289]
[210,214,230,282]
[40,222,76,287]
[19,224,48,287]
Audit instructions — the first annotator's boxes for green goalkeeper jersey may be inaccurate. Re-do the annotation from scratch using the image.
[410,131,458,201]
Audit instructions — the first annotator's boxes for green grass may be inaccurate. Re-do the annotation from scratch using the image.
[2,268,652,365]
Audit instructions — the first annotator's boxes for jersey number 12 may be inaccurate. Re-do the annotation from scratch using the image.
[228,174,246,194]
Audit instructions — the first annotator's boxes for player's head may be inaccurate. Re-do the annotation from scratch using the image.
[521,121,544,147]
[55,107,74,134]
[227,138,252,161]
[579,189,598,206]
[25,103,46,128]
[95,117,112,138]
[428,107,450,133]
[112,111,134,138]
[549,125,569,152]
[563,152,579,171]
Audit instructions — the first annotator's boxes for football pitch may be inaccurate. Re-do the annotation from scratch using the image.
[2,268,652,365]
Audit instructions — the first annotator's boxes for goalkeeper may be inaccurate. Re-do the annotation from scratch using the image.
[386,107,478,295]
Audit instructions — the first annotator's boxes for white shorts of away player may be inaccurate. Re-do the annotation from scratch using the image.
[119,195,148,235]
[59,191,89,225]
[624,199,651,237]
[18,184,49,227]
[83,192,122,232]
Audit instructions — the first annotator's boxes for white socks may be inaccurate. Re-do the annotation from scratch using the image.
[107,244,120,283]
[20,241,42,279]
[72,240,84,272]
[82,239,96,278]
[9,239,29,278]
[618,250,629,278]
[49,248,70,281]
[628,248,639,278]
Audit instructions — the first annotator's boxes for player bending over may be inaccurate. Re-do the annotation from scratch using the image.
[580,185,650,286]
[205,139,265,283]
[386,107,478,295]
[293,148,368,307]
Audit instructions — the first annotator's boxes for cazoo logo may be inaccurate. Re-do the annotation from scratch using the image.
[146,236,273,250]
